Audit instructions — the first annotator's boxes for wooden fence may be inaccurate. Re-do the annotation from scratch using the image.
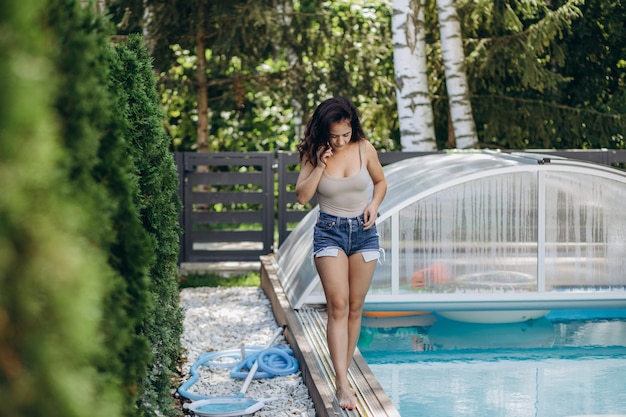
[175,149,626,263]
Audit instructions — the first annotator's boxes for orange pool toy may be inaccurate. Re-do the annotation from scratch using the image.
[363,311,430,318]
[411,263,450,289]
[361,311,436,328]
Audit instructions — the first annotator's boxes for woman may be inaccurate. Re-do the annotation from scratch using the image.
[295,97,387,409]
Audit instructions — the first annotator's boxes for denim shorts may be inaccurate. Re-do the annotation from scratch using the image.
[313,211,381,262]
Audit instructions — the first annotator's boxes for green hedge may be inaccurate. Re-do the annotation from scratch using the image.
[110,35,184,416]
[0,0,122,416]
[1,1,183,416]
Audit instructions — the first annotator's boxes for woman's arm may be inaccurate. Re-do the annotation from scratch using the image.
[295,158,324,205]
[362,140,387,229]
[295,145,334,205]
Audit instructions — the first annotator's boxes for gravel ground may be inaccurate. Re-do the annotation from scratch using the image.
[179,286,316,417]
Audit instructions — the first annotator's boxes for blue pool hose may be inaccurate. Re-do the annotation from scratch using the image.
[178,345,299,401]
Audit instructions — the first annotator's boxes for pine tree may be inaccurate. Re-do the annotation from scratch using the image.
[454,0,625,149]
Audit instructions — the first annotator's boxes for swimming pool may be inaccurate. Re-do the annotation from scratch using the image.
[358,310,626,417]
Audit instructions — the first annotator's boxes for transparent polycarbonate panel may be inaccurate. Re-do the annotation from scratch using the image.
[544,171,626,291]
[398,173,538,294]
[309,279,325,299]
[379,153,522,214]
[369,217,393,295]
[275,152,626,311]
[276,208,318,304]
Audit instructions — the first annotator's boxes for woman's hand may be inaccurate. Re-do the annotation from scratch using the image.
[295,147,331,205]
[317,144,333,168]
[362,205,378,230]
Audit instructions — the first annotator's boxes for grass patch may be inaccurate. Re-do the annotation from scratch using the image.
[179,271,260,288]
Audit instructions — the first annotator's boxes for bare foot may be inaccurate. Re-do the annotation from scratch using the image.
[336,386,356,410]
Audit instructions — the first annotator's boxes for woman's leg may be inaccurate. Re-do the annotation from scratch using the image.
[315,252,377,409]
[346,253,377,369]
[314,252,354,408]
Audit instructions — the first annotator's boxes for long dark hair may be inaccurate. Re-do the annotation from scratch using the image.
[297,97,365,167]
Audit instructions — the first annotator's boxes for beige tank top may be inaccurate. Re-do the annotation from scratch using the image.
[316,141,372,217]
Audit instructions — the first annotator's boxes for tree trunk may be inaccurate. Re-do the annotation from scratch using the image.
[392,0,436,151]
[196,7,209,152]
[278,1,305,142]
[141,0,154,55]
[436,0,477,149]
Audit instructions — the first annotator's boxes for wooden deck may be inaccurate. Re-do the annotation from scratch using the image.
[260,255,401,417]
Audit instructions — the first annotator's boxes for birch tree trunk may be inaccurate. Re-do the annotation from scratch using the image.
[141,1,154,54]
[392,0,436,151]
[436,0,478,149]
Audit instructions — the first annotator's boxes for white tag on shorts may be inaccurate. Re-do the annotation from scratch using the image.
[361,250,381,263]
[314,247,340,258]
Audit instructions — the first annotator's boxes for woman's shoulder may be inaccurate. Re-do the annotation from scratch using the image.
[358,138,377,155]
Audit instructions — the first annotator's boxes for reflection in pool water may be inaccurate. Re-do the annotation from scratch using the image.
[358,310,626,417]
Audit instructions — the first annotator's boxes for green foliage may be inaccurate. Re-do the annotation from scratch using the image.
[450,0,626,150]
[110,35,184,417]
[0,1,122,416]
[111,0,399,152]
[101,43,155,417]
[48,1,157,415]
[108,0,625,153]
[45,3,188,417]
[179,272,261,288]
[559,0,626,139]
[4,3,184,417]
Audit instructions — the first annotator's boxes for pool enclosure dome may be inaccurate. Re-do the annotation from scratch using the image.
[273,151,626,322]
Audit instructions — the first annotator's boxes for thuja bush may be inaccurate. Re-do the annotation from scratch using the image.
[49,5,186,416]
[110,35,183,416]
[46,2,154,416]
[48,6,183,417]
[1,1,183,416]
[0,1,122,417]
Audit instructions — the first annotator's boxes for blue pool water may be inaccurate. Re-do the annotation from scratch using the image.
[358,310,626,417]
